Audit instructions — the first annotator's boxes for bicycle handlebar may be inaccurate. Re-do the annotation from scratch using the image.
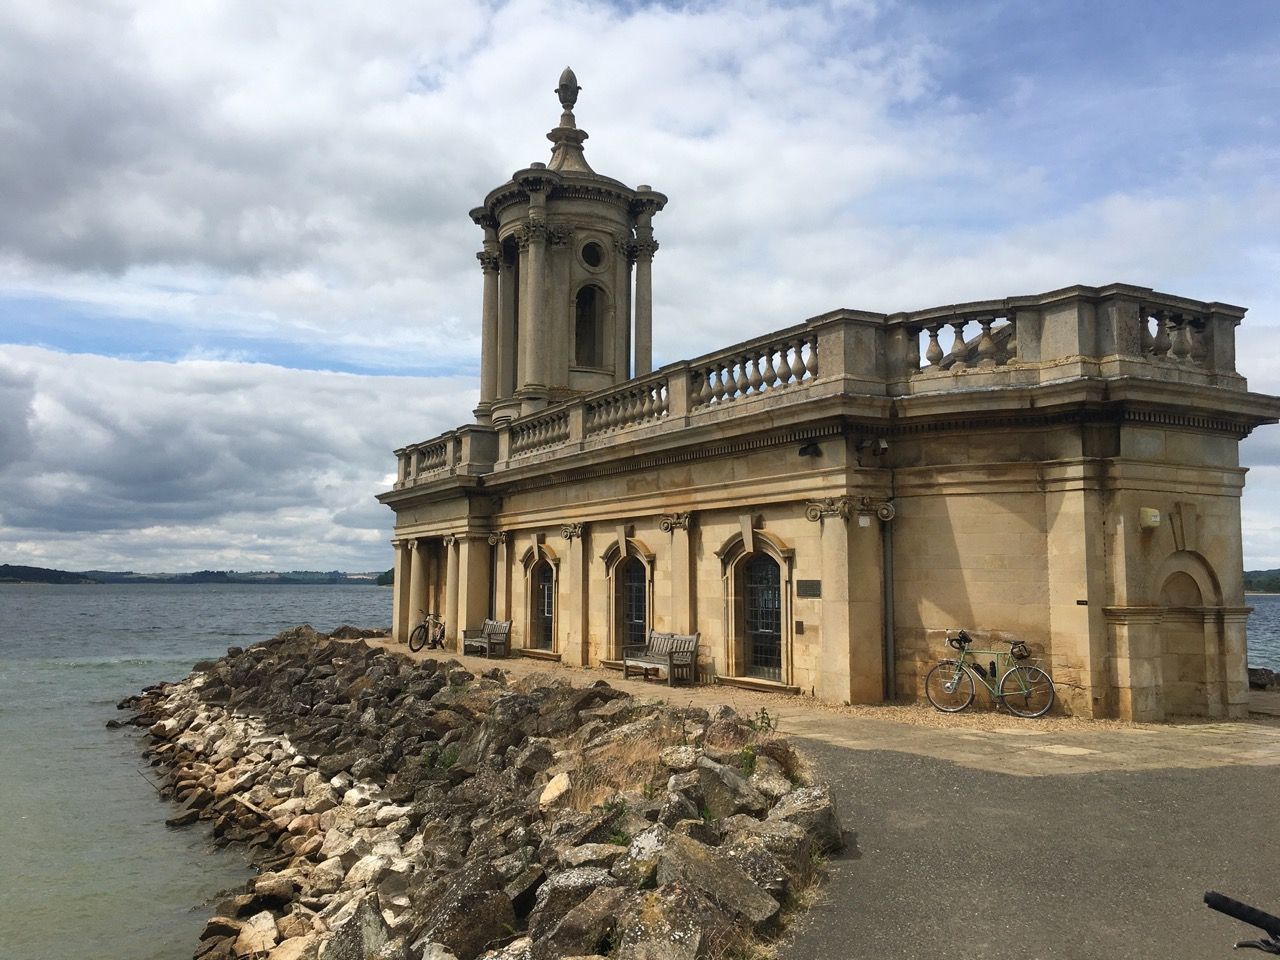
[1205,891,1280,938]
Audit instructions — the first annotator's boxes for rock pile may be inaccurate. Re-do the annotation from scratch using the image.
[116,626,844,960]
[1248,666,1278,690]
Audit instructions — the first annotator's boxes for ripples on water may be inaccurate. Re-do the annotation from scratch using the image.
[0,583,392,960]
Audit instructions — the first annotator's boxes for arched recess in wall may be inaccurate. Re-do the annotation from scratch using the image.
[716,529,795,684]
[519,542,560,652]
[1149,549,1224,717]
[600,538,656,659]
[1147,550,1223,609]
[572,283,609,369]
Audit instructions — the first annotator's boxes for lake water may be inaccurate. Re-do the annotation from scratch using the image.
[0,583,393,960]
[0,585,1277,960]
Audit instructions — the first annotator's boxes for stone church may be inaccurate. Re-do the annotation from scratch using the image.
[378,68,1280,721]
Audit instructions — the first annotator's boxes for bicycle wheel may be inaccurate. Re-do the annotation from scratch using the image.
[925,659,975,712]
[408,623,428,653]
[998,665,1055,718]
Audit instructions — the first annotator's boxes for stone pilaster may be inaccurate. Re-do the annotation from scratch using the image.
[444,535,461,647]
[660,513,695,635]
[561,522,589,666]
[489,532,510,621]
[457,535,492,638]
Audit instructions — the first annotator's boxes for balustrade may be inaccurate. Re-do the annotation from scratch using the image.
[387,287,1243,489]
[690,333,817,408]
[585,377,668,435]
[509,409,570,455]
[396,436,453,488]
[906,314,1016,377]
[1142,309,1209,366]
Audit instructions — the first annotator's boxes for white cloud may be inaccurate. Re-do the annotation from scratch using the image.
[1,0,1277,568]
[0,346,475,571]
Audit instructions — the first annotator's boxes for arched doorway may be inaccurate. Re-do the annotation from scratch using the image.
[744,553,782,680]
[533,559,555,650]
[618,555,647,651]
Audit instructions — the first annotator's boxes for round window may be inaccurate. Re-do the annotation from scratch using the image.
[581,241,605,268]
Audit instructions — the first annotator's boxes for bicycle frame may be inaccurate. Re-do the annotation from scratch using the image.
[953,647,1041,700]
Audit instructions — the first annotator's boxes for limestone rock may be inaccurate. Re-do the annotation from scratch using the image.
[654,833,779,930]
[233,910,280,955]
[412,861,516,960]
[766,785,843,852]
[530,886,635,960]
[318,895,390,960]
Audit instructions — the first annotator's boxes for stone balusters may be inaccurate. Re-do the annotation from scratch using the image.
[1143,309,1209,366]
[509,410,570,455]
[584,377,669,435]
[908,315,1016,377]
[691,333,817,408]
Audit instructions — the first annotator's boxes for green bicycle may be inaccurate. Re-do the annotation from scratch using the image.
[925,629,1056,718]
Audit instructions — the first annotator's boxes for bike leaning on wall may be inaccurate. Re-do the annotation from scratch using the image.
[408,610,445,653]
[924,629,1056,718]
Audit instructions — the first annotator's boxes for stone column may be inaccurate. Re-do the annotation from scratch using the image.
[444,535,461,648]
[405,539,425,637]
[661,513,695,634]
[632,233,657,377]
[561,523,589,666]
[476,248,501,420]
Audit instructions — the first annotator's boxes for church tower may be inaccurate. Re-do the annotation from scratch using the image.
[469,68,667,423]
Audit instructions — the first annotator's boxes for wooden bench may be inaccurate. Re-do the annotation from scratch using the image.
[462,618,512,658]
[621,631,699,686]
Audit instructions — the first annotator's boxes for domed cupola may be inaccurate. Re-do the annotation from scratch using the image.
[470,67,666,423]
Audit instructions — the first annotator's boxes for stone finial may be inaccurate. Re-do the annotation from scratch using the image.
[556,66,581,124]
[547,67,593,174]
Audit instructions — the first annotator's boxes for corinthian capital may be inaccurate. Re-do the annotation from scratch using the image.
[476,251,500,273]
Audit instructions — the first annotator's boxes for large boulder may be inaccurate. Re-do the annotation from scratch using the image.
[613,882,736,960]
[766,785,843,852]
[411,862,516,960]
[319,895,391,960]
[527,867,618,941]
[654,833,780,931]
[529,886,635,960]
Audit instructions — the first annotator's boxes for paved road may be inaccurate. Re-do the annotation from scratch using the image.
[780,742,1280,960]
[370,641,1280,959]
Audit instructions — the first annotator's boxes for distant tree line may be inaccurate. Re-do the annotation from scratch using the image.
[1,564,390,585]
[1245,569,1280,593]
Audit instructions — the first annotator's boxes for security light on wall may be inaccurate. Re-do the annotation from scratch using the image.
[1139,507,1161,529]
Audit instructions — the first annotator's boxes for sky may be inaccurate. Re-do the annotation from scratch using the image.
[1,0,1278,573]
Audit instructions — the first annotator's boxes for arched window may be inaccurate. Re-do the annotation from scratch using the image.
[744,554,782,680]
[533,559,555,650]
[619,556,648,650]
[575,285,604,367]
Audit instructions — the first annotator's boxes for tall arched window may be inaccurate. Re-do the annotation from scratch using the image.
[619,556,647,649]
[575,285,604,367]
[744,554,782,680]
[533,560,555,650]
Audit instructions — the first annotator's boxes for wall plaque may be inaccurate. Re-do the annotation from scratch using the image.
[796,579,822,598]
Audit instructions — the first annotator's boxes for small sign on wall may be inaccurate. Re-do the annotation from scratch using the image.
[796,579,822,598]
